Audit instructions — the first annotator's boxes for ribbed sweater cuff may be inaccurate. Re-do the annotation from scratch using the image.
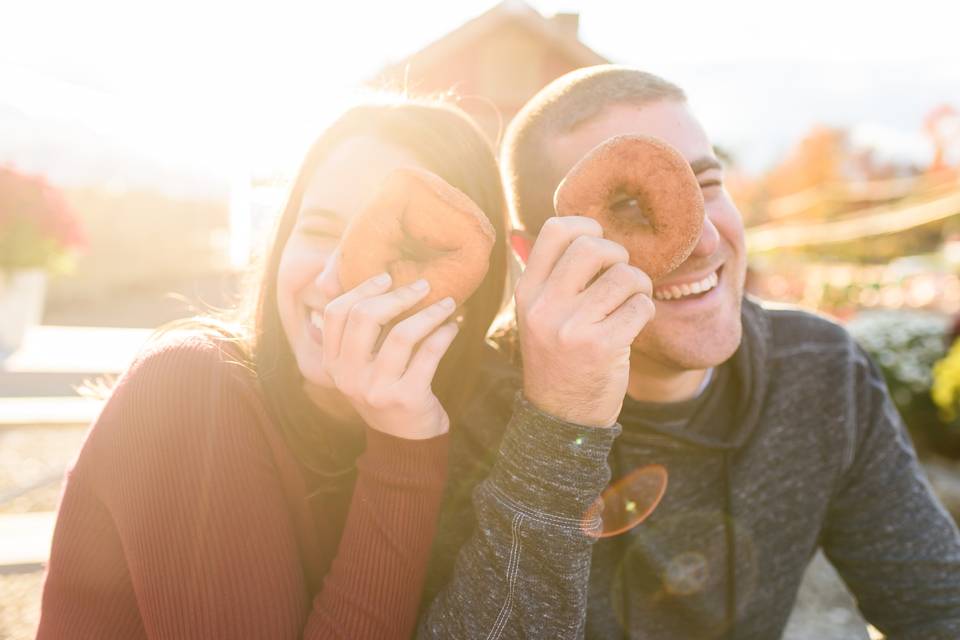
[489,392,620,520]
[358,427,449,489]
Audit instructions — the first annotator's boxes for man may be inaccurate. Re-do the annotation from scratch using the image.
[417,65,960,639]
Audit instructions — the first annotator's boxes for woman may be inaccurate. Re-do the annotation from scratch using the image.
[36,96,508,639]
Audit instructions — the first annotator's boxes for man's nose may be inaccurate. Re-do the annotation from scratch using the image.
[688,214,720,258]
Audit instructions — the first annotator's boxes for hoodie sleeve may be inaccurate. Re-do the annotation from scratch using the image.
[821,346,960,640]
[416,393,619,640]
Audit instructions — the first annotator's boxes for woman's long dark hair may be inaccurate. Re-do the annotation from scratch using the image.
[154,95,509,476]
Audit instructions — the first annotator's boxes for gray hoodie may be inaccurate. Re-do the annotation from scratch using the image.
[417,298,960,639]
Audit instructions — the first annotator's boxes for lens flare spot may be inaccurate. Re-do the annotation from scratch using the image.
[582,464,668,538]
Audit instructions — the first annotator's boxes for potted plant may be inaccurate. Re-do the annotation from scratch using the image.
[0,166,86,354]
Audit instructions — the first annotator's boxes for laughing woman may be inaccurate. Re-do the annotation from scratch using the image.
[36,96,508,639]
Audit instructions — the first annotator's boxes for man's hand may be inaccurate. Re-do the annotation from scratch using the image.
[515,216,655,427]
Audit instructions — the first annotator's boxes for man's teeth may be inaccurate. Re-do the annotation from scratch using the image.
[310,309,323,330]
[653,271,719,301]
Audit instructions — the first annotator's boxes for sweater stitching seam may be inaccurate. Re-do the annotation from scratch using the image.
[486,512,523,640]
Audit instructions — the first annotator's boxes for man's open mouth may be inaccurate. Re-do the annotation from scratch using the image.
[653,267,721,301]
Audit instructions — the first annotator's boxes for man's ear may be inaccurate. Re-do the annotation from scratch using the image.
[509,229,534,266]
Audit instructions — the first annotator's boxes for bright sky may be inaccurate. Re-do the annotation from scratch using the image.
[1,0,958,189]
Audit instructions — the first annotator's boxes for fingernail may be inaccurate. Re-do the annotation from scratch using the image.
[411,278,430,292]
[438,296,455,310]
[373,272,391,286]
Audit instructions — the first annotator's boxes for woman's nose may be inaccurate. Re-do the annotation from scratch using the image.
[688,213,720,258]
[314,249,344,300]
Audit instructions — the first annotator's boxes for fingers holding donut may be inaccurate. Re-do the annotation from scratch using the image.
[321,269,394,365]
[373,295,457,384]
[337,278,433,367]
[520,215,604,290]
[575,261,653,324]
[544,234,629,298]
[320,276,458,440]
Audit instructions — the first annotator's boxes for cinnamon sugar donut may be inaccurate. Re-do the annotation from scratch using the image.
[338,167,496,316]
[554,135,704,280]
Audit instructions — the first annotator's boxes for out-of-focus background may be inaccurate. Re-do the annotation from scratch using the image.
[1,1,959,638]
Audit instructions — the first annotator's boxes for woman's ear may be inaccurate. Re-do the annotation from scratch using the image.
[509,229,534,266]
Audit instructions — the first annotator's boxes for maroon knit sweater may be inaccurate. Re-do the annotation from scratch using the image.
[37,333,449,639]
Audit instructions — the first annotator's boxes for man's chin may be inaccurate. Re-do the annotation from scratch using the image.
[631,323,742,372]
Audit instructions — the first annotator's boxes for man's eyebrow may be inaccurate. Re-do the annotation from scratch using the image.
[689,157,723,176]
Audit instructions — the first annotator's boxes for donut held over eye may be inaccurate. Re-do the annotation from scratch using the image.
[338,167,496,316]
[553,135,704,280]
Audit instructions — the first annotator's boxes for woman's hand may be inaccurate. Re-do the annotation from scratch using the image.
[321,272,459,440]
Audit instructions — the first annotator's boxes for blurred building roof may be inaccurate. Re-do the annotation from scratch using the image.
[374,0,609,144]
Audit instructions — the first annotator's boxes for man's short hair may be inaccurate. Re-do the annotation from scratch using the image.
[501,65,686,234]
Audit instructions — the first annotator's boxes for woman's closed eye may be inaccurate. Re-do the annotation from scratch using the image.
[296,219,344,243]
[300,227,340,240]
[297,207,346,241]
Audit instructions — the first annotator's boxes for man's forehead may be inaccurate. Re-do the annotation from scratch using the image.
[550,101,714,177]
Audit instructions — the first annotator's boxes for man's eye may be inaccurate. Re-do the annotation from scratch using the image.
[700,180,723,198]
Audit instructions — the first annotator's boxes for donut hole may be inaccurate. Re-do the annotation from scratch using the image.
[395,233,454,265]
[608,188,654,231]
[388,233,459,295]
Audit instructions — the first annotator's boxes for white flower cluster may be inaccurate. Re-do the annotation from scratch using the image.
[847,311,950,398]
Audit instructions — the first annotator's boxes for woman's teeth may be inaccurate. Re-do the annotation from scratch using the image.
[653,270,719,301]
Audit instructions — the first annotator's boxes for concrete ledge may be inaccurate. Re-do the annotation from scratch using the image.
[1,325,151,375]
[0,511,54,570]
[0,397,104,429]
[0,325,150,397]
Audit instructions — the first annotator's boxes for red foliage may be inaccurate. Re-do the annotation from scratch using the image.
[0,166,87,270]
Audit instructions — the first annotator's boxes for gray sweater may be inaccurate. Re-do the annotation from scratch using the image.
[417,298,960,639]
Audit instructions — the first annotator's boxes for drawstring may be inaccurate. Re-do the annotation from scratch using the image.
[723,451,737,639]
